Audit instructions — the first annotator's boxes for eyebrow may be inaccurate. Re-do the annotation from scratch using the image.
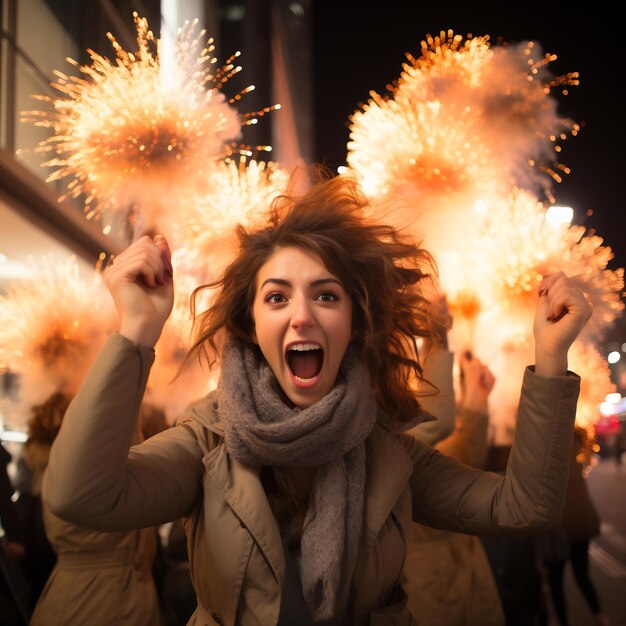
[260,277,343,289]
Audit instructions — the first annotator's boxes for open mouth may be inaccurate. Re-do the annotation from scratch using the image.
[286,343,324,383]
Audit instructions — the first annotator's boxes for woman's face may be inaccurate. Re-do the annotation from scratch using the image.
[251,246,353,408]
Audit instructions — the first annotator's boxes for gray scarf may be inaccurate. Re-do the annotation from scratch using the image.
[216,336,377,621]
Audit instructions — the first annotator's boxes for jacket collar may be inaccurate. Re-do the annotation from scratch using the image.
[203,444,285,583]
[191,396,285,582]
[191,393,414,571]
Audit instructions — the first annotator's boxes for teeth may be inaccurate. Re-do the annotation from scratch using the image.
[289,343,321,351]
[295,375,317,382]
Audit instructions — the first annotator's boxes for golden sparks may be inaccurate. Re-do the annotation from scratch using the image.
[169,155,290,280]
[347,29,580,204]
[466,189,624,340]
[22,13,279,233]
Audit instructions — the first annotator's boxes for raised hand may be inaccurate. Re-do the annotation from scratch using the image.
[460,352,495,414]
[103,234,175,348]
[533,272,592,377]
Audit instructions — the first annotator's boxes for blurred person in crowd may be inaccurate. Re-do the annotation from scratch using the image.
[159,518,197,626]
[1,442,32,625]
[536,425,608,626]
[140,402,171,441]
[12,416,57,606]
[27,392,161,626]
[481,442,550,626]
[138,403,196,626]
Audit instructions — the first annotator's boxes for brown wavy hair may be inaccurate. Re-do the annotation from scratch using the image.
[26,392,72,447]
[23,392,72,490]
[189,173,436,423]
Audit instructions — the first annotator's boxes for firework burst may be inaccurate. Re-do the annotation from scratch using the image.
[22,13,278,234]
[144,155,289,416]
[398,30,579,199]
[467,188,624,341]
[0,255,114,406]
[346,27,620,441]
[348,29,579,204]
[169,155,290,282]
[347,95,499,206]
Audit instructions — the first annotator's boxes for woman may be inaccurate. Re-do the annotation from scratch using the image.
[43,175,591,625]
[27,393,161,626]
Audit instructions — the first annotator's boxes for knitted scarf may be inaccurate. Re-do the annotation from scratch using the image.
[216,336,377,621]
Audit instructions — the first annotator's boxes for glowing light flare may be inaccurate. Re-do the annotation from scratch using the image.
[546,205,574,225]
[448,290,481,320]
[600,402,620,416]
[608,351,621,364]
[446,288,482,352]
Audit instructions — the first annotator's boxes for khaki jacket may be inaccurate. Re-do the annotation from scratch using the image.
[44,334,580,626]
[30,507,160,626]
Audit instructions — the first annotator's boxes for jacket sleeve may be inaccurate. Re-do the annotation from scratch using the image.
[43,333,204,532]
[403,366,579,536]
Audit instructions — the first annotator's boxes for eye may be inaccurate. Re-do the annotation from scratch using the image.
[265,292,287,304]
[316,291,338,303]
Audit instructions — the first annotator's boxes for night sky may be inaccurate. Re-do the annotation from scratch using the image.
[310,4,625,273]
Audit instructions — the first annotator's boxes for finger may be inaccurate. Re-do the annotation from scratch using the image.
[107,241,163,279]
[117,255,163,288]
[544,279,588,322]
[544,281,570,321]
[537,271,567,298]
[153,234,173,276]
[482,369,495,389]
[105,238,168,287]
[538,272,572,320]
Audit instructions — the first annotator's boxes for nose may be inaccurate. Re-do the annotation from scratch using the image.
[291,297,315,329]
